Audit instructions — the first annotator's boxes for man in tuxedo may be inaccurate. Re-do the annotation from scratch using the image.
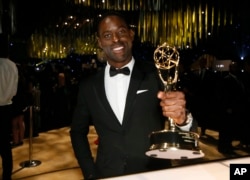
[70,11,197,180]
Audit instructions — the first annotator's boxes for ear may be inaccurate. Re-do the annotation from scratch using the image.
[97,37,103,49]
[129,29,135,41]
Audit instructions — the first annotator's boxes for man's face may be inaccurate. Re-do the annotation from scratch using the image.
[97,15,134,67]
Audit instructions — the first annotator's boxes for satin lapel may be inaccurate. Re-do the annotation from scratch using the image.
[93,69,121,125]
[122,63,144,127]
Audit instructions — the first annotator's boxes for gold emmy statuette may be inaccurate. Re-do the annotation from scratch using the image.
[154,42,180,130]
[145,42,204,159]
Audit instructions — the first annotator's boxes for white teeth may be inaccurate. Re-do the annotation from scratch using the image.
[113,46,123,51]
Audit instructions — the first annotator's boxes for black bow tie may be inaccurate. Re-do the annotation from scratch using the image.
[109,66,130,77]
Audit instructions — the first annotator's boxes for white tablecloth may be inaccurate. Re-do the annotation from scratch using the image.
[103,156,250,180]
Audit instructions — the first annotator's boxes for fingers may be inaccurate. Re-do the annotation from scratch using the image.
[161,106,186,124]
[157,91,185,100]
[158,91,186,107]
[157,91,186,124]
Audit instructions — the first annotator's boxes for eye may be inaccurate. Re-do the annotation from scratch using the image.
[103,33,112,39]
[118,28,127,35]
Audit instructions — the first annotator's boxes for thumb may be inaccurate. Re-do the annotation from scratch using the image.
[157,91,165,99]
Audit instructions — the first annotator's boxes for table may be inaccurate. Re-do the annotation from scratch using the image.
[103,156,250,180]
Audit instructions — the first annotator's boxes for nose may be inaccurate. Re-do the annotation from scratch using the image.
[112,33,119,42]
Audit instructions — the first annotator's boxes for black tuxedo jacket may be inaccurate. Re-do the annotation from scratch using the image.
[70,59,196,179]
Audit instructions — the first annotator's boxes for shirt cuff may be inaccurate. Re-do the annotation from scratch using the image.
[175,112,193,131]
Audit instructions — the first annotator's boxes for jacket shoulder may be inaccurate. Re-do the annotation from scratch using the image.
[134,59,157,73]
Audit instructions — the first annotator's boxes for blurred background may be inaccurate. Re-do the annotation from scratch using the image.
[1,0,250,65]
[1,0,250,147]
[1,2,250,179]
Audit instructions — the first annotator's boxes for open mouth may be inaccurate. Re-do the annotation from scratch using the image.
[113,46,124,53]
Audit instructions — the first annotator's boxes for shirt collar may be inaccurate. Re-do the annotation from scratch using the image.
[106,57,135,74]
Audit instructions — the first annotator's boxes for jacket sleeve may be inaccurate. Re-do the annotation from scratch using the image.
[70,80,97,179]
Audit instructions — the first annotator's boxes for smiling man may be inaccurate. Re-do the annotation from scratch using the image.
[70,11,196,180]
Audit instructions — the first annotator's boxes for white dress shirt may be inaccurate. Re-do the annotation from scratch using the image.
[104,58,193,129]
[0,58,18,106]
[105,58,135,124]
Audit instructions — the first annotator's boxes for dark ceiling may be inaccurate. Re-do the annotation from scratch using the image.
[13,0,250,40]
